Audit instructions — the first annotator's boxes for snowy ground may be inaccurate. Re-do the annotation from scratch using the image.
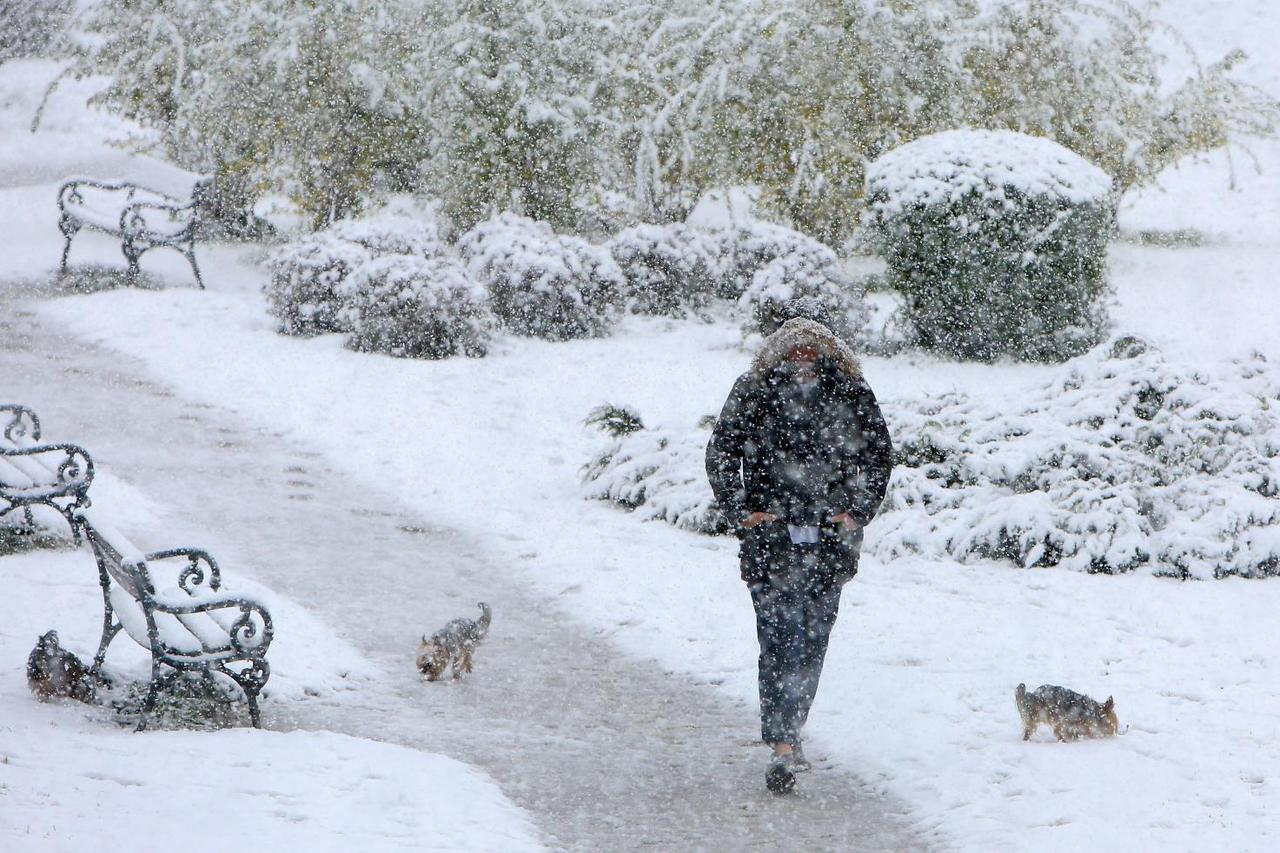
[3,2,1280,850]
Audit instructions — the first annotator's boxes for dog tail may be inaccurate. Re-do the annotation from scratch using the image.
[1015,683,1027,711]
[476,602,491,637]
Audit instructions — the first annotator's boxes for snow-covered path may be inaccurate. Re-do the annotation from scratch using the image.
[0,292,928,851]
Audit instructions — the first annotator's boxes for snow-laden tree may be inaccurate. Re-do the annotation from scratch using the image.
[76,0,1276,244]
[417,0,607,234]
[0,0,73,61]
[955,0,1279,195]
[82,0,431,228]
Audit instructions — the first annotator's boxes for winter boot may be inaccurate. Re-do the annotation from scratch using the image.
[765,753,798,794]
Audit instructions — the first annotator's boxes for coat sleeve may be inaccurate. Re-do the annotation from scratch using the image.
[705,373,755,522]
[842,377,895,527]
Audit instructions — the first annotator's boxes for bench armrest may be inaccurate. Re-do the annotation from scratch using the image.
[142,547,223,594]
[0,404,41,445]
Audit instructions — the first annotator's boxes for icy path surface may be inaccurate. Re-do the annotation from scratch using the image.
[0,300,927,852]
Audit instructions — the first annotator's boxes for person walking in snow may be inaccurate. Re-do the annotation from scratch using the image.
[705,317,894,794]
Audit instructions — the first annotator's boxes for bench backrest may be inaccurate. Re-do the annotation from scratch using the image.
[83,519,150,601]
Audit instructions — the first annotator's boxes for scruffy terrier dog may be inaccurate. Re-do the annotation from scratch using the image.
[417,602,491,681]
[1016,683,1119,741]
[27,630,98,704]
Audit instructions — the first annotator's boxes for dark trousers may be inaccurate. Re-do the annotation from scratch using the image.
[748,543,845,746]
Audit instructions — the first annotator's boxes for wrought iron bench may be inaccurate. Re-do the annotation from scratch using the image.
[76,511,273,729]
[0,404,94,540]
[57,177,210,289]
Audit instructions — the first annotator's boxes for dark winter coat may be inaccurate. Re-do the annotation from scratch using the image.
[705,319,895,585]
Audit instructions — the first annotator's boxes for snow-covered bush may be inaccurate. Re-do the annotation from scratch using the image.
[581,409,728,534]
[326,213,444,259]
[265,233,370,337]
[343,255,491,359]
[738,244,869,342]
[459,213,623,341]
[864,129,1114,362]
[581,338,1280,579]
[706,220,832,300]
[266,212,444,337]
[606,223,727,317]
[0,0,73,61]
[879,337,1280,579]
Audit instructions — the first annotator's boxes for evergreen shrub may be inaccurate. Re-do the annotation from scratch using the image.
[738,244,869,342]
[343,255,492,359]
[606,223,727,317]
[459,213,623,341]
[864,129,1114,362]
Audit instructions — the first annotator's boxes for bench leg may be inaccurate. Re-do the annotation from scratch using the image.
[185,246,205,290]
[59,234,75,274]
[91,617,121,673]
[135,661,169,732]
[122,239,141,281]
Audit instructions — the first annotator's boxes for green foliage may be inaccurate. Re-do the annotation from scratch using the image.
[74,0,1277,244]
[585,404,645,437]
[865,131,1113,362]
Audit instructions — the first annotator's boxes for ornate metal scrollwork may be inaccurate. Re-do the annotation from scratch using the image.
[0,404,40,444]
[229,602,274,654]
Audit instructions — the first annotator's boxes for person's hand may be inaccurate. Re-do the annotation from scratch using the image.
[741,511,778,529]
[831,512,861,532]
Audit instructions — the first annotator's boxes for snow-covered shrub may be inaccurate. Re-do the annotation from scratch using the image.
[265,234,370,337]
[864,129,1114,362]
[0,0,72,61]
[459,213,623,341]
[327,213,444,258]
[584,404,645,438]
[879,337,1280,579]
[343,255,491,359]
[711,220,836,300]
[581,338,1280,580]
[265,212,444,337]
[606,223,727,317]
[738,244,869,342]
[581,409,728,534]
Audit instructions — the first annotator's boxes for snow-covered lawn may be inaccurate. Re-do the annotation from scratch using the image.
[3,1,1280,849]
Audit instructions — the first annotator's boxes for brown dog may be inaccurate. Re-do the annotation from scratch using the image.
[27,630,98,704]
[1016,683,1118,741]
[417,603,491,681]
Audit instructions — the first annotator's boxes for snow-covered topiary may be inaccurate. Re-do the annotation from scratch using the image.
[265,233,371,336]
[326,213,445,258]
[459,212,623,341]
[343,255,492,359]
[738,243,869,341]
[712,220,836,300]
[606,223,727,317]
[581,338,1280,579]
[266,211,446,337]
[864,129,1114,363]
